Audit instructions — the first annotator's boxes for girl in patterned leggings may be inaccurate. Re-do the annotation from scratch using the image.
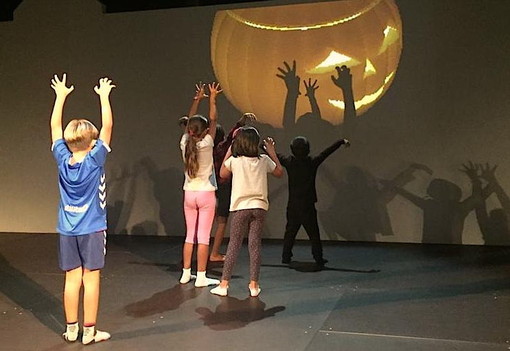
[211,127,283,297]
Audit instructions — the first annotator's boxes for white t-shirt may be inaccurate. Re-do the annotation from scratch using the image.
[180,134,217,191]
[224,154,276,211]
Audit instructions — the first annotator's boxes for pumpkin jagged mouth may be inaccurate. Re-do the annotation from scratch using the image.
[329,71,395,111]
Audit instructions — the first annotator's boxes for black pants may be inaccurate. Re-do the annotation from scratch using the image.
[282,205,323,262]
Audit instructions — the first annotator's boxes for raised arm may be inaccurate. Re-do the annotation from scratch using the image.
[220,146,232,179]
[276,60,300,129]
[458,162,486,214]
[471,178,490,238]
[263,137,284,178]
[188,82,208,117]
[314,138,350,166]
[304,78,321,119]
[394,186,427,209]
[380,164,433,203]
[480,163,510,213]
[94,77,116,145]
[207,82,222,141]
[50,73,74,142]
[331,65,356,126]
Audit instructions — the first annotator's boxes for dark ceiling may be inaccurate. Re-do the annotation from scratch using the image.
[0,0,275,21]
[96,0,274,13]
[1,0,23,21]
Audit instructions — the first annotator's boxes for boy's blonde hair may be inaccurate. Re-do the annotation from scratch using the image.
[64,119,99,151]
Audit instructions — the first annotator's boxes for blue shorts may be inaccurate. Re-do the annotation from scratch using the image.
[58,231,107,271]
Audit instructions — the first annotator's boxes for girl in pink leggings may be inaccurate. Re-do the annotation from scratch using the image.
[179,82,222,287]
[211,127,283,297]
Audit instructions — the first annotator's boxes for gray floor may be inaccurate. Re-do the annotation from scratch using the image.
[1,233,509,351]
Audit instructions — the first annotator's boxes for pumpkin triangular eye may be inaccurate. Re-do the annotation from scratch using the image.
[364,59,377,78]
[379,26,399,54]
[307,51,360,74]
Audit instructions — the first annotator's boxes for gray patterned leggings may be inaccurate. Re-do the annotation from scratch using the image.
[221,208,266,282]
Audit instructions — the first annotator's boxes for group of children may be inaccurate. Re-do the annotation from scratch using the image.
[49,74,349,344]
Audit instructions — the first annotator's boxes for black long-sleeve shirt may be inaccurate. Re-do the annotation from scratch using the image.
[278,139,346,208]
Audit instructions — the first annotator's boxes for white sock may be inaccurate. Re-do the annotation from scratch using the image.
[180,268,192,284]
[63,322,78,342]
[82,325,111,345]
[195,271,220,287]
[82,326,95,345]
[210,285,228,296]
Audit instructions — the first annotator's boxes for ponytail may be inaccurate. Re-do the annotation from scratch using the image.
[183,115,209,178]
[184,135,200,178]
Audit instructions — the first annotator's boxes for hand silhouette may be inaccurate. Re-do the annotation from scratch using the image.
[331,65,352,90]
[276,60,300,96]
[304,78,319,98]
[460,161,479,181]
[479,163,498,183]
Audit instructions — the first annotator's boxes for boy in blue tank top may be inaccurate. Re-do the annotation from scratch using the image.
[50,74,115,345]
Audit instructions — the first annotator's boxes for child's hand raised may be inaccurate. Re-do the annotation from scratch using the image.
[194,82,208,100]
[51,73,74,97]
[263,137,277,155]
[94,77,116,96]
[208,82,223,98]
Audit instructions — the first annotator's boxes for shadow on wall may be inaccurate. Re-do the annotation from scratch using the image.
[275,61,356,151]
[108,58,510,245]
[107,158,185,236]
[465,163,510,245]
[320,162,510,245]
[270,60,510,246]
[107,164,138,235]
[139,157,185,236]
[319,164,432,242]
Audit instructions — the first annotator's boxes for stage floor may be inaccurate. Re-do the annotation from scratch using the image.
[1,233,509,351]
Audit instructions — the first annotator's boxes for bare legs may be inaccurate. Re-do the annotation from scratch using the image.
[63,267,101,325]
[182,242,213,272]
[210,216,227,261]
[64,267,82,323]
[197,244,209,272]
[182,242,194,269]
[83,269,100,325]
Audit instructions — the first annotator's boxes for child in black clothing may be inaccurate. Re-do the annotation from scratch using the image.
[278,136,349,266]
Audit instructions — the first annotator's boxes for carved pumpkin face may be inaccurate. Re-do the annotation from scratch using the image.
[211,0,402,127]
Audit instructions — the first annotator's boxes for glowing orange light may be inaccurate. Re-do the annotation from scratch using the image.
[211,0,403,127]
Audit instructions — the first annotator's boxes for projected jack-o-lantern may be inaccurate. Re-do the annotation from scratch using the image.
[211,0,402,127]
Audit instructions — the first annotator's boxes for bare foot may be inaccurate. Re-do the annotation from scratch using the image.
[209,254,225,262]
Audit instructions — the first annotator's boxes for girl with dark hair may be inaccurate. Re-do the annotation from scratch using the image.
[179,82,222,287]
[211,127,283,297]
[210,113,257,262]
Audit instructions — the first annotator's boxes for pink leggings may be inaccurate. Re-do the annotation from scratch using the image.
[183,191,216,244]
